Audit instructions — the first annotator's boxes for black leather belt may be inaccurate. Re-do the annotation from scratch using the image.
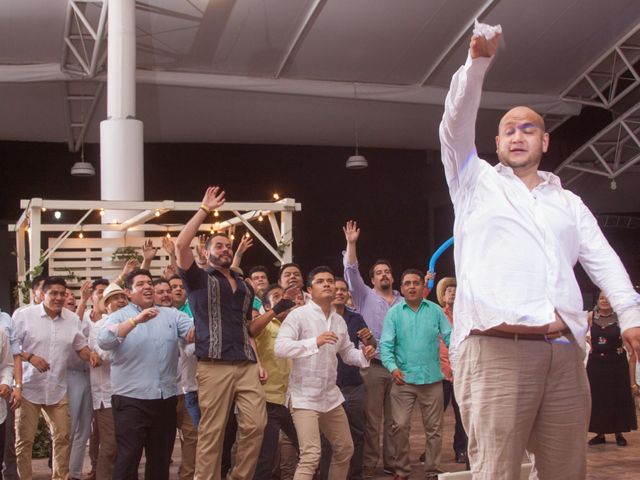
[470,327,571,342]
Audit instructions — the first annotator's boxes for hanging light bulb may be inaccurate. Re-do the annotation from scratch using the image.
[273,193,280,200]
[166,232,171,239]
[214,210,219,217]
[258,212,264,222]
[245,232,251,238]
[346,82,368,169]
[99,209,105,217]
[230,234,235,241]
[78,231,84,239]
[155,210,161,217]
[41,207,47,212]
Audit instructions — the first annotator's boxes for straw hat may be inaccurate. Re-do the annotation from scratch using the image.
[436,277,456,307]
[99,283,127,312]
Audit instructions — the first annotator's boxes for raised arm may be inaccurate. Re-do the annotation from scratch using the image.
[342,221,369,309]
[231,235,253,270]
[439,33,499,195]
[175,187,226,271]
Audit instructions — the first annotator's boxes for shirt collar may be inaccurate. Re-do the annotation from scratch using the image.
[495,164,562,188]
[38,303,62,320]
[307,299,336,317]
[400,298,429,311]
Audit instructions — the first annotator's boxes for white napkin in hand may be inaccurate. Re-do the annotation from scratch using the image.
[473,19,502,40]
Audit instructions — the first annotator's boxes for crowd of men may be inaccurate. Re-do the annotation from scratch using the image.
[0,212,462,480]
[3,26,640,480]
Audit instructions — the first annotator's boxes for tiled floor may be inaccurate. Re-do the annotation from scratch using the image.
[30,406,639,479]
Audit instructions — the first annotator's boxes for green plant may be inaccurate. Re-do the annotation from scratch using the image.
[32,415,51,459]
[111,246,143,264]
[12,251,45,305]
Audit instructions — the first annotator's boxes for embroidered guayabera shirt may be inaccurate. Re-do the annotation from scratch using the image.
[440,53,640,366]
[275,300,370,413]
[179,262,255,362]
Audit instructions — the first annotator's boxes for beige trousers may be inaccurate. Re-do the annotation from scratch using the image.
[360,361,395,468]
[177,393,198,480]
[390,381,443,476]
[16,396,71,480]
[455,334,590,480]
[94,407,116,480]
[195,361,266,480]
[291,405,353,480]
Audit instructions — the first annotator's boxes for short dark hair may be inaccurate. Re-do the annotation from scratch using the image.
[263,283,284,308]
[249,266,269,278]
[400,268,425,285]
[153,278,170,287]
[369,260,393,279]
[306,266,334,288]
[168,274,183,283]
[43,277,67,292]
[204,233,230,250]
[334,276,347,286]
[124,268,152,289]
[92,278,109,290]
[279,262,302,280]
[32,274,48,291]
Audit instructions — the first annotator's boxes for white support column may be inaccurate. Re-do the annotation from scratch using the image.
[279,199,295,264]
[29,203,42,274]
[100,0,143,233]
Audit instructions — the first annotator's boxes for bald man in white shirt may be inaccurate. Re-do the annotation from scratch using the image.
[440,29,640,480]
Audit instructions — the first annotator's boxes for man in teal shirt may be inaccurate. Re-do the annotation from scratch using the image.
[380,269,451,480]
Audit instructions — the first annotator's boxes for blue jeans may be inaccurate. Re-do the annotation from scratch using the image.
[184,391,201,428]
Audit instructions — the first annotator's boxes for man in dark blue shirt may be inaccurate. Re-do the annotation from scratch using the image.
[319,277,376,480]
[176,186,267,480]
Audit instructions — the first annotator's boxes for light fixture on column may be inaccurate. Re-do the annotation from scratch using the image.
[346,82,368,170]
[71,144,96,177]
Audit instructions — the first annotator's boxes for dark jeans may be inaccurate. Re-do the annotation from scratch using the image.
[253,402,298,480]
[111,394,178,480]
[319,384,365,480]
[443,380,467,455]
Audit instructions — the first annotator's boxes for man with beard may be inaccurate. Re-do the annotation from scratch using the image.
[342,221,401,477]
[153,278,173,307]
[175,186,267,480]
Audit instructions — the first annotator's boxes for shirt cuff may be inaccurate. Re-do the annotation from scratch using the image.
[341,250,358,269]
[304,337,319,355]
[619,306,640,333]
[463,52,493,76]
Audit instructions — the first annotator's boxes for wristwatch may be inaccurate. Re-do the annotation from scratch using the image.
[13,383,21,390]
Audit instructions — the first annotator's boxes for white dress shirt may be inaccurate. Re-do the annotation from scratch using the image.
[440,53,640,367]
[0,330,14,424]
[275,300,370,412]
[88,317,112,409]
[177,343,197,394]
[13,304,87,405]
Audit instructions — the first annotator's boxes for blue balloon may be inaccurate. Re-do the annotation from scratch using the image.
[427,237,454,290]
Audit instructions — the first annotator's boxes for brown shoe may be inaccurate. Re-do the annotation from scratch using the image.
[363,466,377,478]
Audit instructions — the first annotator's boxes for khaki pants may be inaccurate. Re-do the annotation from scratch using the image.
[94,407,116,480]
[360,362,395,468]
[390,381,443,476]
[195,361,266,480]
[291,406,353,480]
[16,396,71,480]
[455,334,590,480]
[177,394,198,480]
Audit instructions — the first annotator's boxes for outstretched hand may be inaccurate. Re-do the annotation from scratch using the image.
[142,239,157,262]
[202,186,226,211]
[343,220,361,244]
[470,33,500,59]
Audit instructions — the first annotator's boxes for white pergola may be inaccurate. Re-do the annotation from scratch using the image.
[9,197,301,303]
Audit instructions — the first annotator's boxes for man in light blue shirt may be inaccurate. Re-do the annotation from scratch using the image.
[98,268,194,480]
[380,269,451,480]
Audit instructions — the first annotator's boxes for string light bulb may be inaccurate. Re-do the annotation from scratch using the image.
[258,212,264,222]
[99,209,105,217]
[273,193,280,200]
[41,207,47,212]
[78,231,84,239]
[155,210,160,217]
[166,232,171,239]
[245,232,251,239]
[230,234,235,241]
[214,210,219,217]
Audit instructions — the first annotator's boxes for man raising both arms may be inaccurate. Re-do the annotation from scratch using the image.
[440,26,640,479]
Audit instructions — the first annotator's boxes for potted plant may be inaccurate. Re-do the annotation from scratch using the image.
[111,246,143,265]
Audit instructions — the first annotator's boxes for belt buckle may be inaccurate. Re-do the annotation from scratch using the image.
[544,331,561,341]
